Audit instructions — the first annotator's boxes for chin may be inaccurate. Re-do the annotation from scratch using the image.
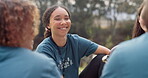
[59,34,67,37]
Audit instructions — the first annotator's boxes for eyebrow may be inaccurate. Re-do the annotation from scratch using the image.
[54,15,69,18]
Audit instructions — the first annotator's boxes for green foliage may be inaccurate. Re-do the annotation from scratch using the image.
[105,35,113,49]
[117,2,136,14]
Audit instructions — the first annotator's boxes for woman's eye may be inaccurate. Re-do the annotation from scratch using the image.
[54,18,61,21]
[65,18,69,20]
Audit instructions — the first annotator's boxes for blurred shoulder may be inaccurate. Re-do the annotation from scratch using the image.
[31,51,54,62]
[117,33,148,50]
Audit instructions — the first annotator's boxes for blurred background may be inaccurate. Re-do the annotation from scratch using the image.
[32,0,143,72]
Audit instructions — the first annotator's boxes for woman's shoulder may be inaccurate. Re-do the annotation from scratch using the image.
[41,37,50,44]
[36,37,54,52]
[67,34,86,40]
[67,34,93,45]
[67,34,79,40]
[37,37,51,47]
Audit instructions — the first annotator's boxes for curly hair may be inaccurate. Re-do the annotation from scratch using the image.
[0,0,40,48]
[42,5,71,38]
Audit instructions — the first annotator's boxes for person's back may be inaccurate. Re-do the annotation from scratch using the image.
[0,0,61,78]
[101,0,148,77]
[0,46,60,78]
[101,33,148,78]
[120,33,148,78]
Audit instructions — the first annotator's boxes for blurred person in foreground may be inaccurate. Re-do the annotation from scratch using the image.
[101,0,148,78]
[0,0,61,78]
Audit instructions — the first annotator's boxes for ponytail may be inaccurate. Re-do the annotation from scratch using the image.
[44,28,51,38]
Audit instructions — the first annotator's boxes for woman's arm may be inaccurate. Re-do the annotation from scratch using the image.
[94,45,111,55]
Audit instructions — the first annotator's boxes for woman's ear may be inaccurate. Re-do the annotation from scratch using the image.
[139,16,148,32]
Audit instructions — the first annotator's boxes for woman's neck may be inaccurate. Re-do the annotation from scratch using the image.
[52,35,67,47]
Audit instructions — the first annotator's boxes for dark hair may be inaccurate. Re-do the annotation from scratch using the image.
[132,2,145,38]
[0,0,40,48]
[42,5,71,38]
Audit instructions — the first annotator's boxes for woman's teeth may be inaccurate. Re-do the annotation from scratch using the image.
[60,28,66,29]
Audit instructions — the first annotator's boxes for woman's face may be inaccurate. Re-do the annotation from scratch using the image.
[139,5,148,32]
[48,7,71,37]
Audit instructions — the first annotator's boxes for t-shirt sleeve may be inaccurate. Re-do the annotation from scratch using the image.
[100,47,123,78]
[77,36,98,58]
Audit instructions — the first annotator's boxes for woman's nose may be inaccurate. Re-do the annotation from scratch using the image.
[60,19,66,25]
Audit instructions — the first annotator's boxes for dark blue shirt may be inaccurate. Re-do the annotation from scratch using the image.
[36,34,98,78]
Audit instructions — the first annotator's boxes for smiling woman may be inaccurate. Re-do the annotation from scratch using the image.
[48,7,71,42]
[36,5,111,78]
[42,5,71,39]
